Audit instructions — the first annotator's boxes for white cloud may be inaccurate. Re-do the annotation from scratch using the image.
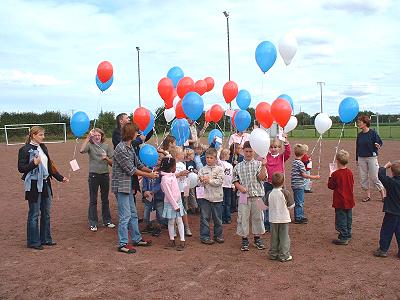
[342,82,379,97]
[291,28,335,46]
[0,70,70,87]
[322,0,392,15]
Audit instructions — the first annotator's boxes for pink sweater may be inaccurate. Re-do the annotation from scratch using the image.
[266,143,291,183]
[160,172,181,210]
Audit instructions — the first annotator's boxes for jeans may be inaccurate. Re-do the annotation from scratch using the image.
[379,213,400,253]
[88,173,111,226]
[198,199,223,241]
[27,186,52,247]
[292,188,305,220]
[116,192,142,247]
[335,208,352,240]
[222,188,232,223]
[263,182,273,231]
[143,197,167,226]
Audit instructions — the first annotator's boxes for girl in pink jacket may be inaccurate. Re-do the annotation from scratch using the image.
[160,157,186,251]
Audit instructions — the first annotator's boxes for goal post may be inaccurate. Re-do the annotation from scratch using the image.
[4,123,67,145]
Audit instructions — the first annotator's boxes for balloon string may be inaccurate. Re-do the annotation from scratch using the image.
[93,91,102,129]
[332,123,345,163]
[317,136,323,177]
[68,138,79,180]
[310,135,322,156]
[157,126,170,150]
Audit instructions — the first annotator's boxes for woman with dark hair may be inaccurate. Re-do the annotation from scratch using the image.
[356,115,385,202]
[80,128,114,232]
[18,126,68,250]
[112,122,158,254]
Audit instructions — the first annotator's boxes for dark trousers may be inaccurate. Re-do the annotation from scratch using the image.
[230,189,238,213]
[88,173,111,226]
[335,208,352,240]
[222,188,232,223]
[198,199,223,241]
[379,213,400,254]
[263,182,273,231]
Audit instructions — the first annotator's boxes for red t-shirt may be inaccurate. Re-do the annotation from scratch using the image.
[328,168,355,209]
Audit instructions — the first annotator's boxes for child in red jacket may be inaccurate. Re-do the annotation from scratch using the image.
[328,150,355,245]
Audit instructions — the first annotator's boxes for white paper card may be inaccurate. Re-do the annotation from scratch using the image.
[256,198,267,211]
[215,136,223,144]
[183,140,189,146]
[183,185,190,197]
[69,159,80,171]
[329,163,337,175]
[225,109,235,117]
[239,192,247,204]
[278,127,285,142]
[307,161,313,169]
[149,210,157,222]
[196,186,205,199]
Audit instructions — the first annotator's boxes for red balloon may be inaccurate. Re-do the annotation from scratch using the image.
[176,77,195,99]
[194,80,207,96]
[158,77,174,102]
[255,102,274,129]
[209,104,224,123]
[164,89,177,109]
[133,107,150,131]
[271,98,292,127]
[205,110,212,123]
[223,81,238,104]
[97,61,113,83]
[231,109,239,127]
[175,99,186,119]
[204,77,215,92]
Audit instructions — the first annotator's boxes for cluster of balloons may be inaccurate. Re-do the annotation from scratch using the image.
[96,61,114,92]
[255,97,292,129]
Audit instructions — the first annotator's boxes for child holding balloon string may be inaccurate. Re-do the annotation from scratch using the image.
[184,148,199,214]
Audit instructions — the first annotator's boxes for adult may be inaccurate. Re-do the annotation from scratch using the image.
[228,130,250,148]
[112,122,158,253]
[187,120,209,149]
[18,126,68,250]
[356,115,385,202]
[80,128,115,232]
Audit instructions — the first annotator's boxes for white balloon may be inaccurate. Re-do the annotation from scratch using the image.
[278,33,298,66]
[173,96,180,108]
[284,116,298,133]
[164,107,176,123]
[315,113,332,134]
[249,128,270,158]
[187,172,198,188]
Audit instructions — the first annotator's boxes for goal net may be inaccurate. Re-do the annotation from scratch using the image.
[4,123,67,145]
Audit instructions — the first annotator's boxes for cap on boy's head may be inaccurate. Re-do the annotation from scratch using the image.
[242,141,252,149]
[391,160,400,176]
[294,144,307,157]
[272,172,285,188]
[336,149,349,165]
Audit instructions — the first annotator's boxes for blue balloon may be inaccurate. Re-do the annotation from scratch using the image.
[236,89,251,110]
[96,75,113,92]
[167,66,184,88]
[139,144,159,168]
[171,118,190,146]
[70,111,90,138]
[208,129,223,149]
[182,92,204,121]
[143,111,154,136]
[255,41,277,73]
[234,110,251,132]
[278,94,294,111]
[339,97,359,123]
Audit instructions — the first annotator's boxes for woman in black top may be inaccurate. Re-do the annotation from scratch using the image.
[18,126,68,250]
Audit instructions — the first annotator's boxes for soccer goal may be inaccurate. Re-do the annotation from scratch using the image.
[4,123,67,145]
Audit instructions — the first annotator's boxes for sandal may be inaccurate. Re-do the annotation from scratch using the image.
[118,244,136,254]
[133,239,152,247]
[362,197,371,202]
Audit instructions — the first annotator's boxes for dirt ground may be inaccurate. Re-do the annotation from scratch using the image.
[1,138,399,299]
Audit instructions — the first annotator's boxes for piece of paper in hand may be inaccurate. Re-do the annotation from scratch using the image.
[183,186,190,197]
[239,192,247,204]
[196,186,205,199]
[215,136,223,144]
[307,161,313,169]
[69,159,80,171]
[149,210,157,222]
[225,109,235,117]
[278,127,285,142]
[183,140,189,147]
[329,163,337,175]
[256,198,267,211]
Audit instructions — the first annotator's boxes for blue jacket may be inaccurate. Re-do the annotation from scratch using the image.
[142,175,164,200]
[378,167,400,216]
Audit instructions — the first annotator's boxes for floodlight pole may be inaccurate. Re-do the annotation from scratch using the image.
[317,81,325,113]
[136,46,141,107]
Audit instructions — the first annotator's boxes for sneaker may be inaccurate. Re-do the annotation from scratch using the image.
[90,226,98,232]
[280,255,293,262]
[294,218,308,224]
[105,222,115,228]
[254,238,266,250]
[185,227,193,237]
[269,255,278,260]
[201,239,215,245]
[152,228,162,237]
[373,248,388,258]
[28,245,44,250]
[214,237,225,244]
[301,217,309,224]
[176,241,186,251]
[118,244,136,254]
[141,225,154,234]
[164,240,176,249]
[304,190,313,193]
[241,238,250,251]
[133,239,152,247]
[332,239,349,245]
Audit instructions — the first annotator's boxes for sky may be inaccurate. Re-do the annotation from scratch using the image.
[1,0,399,119]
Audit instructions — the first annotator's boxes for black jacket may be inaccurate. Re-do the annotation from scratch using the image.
[378,167,400,216]
[18,143,64,201]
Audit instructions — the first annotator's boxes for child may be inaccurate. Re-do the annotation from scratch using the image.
[160,156,186,251]
[374,160,400,258]
[198,148,224,244]
[228,143,243,213]
[301,145,313,193]
[193,142,205,170]
[265,173,294,262]
[233,141,267,251]
[174,147,193,236]
[328,150,355,245]
[184,148,198,214]
[264,136,291,232]
[159,135,176,156]
[291,144,320,224]
[219,148,234,224]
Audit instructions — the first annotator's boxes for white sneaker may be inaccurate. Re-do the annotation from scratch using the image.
[105,222,116,228]
[185,227,192,237]
[90,226,98,232]
[280,255,293,262]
